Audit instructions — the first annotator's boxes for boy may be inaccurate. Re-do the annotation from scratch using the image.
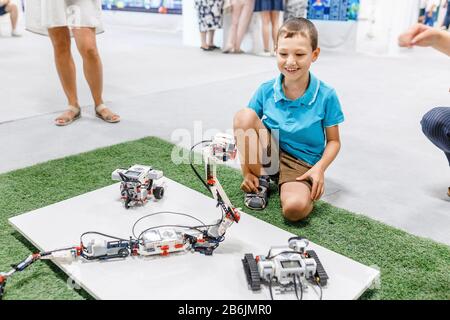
[233,18,344,222]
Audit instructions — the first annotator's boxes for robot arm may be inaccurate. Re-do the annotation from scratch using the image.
[202,133,241,239]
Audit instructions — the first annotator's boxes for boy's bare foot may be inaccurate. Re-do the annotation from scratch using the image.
[448,187,450,197]
[55,105,81,126]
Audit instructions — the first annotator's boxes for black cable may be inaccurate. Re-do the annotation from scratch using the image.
[137,224,207,241]
[80,231,129,245]
[189,140,212,192]
[316,279,323,300]
[132,211,207,239]
[41,246,78,256]
[268,277,274,300]
[293,274,300,300]
[294,274,303,301]
[265,250,300,260]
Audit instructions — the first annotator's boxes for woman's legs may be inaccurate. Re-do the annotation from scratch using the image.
[225,1,244,51]
[5,2,18,31]
[48,27,79,109]
[200,31,208,49]
[270,11,280,49]
[207,30,216,47]
[72,27,120,122]
[235,0,254,51]
[260,11,271,52]
[72,28,103,107]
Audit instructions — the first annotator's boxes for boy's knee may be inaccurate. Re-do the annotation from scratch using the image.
[282,199,313,222]
[233,108,259,130]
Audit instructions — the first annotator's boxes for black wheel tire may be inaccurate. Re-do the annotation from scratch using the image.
[118,248,129,258]
[154,187,164,200]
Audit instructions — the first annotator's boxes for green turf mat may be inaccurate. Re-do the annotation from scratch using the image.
[0,137,449,300]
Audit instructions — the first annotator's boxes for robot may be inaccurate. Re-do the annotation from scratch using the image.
[242,237,328,300]
[0,133,242,299]
[112,164,165,209]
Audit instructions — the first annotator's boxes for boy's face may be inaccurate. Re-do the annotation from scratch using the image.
[276,34,320,83]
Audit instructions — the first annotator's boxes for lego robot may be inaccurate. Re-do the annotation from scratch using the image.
[112,164,165,209]
[0,134,241,299]
[242,237,328,300]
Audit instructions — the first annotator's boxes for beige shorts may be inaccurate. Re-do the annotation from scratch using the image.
[262,134,313,190]
[275,151,313,190]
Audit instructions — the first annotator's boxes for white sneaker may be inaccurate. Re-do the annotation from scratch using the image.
[11,30,22,37]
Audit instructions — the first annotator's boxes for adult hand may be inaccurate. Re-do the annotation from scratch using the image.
[398,23,440,48]
[241,172,260,193]
[296,165,325,201]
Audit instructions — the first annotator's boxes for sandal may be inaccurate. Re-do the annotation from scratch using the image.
[54,105,81,126]
[95,104,120,123]
[244,176,270,211]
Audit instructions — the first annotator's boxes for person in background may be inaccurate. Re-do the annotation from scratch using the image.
[194,0,224,51]
[223,0,255,53]
[424,0,441,26]
[0,0,21,37]
[283,0,308,22]
[26,0,120,126]
[441,0,450,29]
[419,0,427,23]
[398,24,450,197]
[254,0,284,56]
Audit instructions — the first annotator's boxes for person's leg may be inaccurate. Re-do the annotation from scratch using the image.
[280,182,313,221]
[234,108,273,181]
[207,30,215,47]
[200,31,209,49]
[260,11,271,52]
[234,108,278,209]
[5,2,19,34]
[72,27,119,122]
[270,11,280,51]
[444,8,450,29]
[421,107,450,165]
[225,1,243,52]
[48,27,79,110]
[235,0,254,51]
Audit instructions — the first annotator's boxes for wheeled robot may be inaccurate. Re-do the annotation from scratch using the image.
[112,164,165,209]
[242,236,328,300]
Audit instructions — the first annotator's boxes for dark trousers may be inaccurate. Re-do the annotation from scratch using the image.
[444,6,450,29]
[421,107,450,165]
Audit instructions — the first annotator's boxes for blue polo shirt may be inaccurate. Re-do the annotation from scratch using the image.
[248,73,344,166]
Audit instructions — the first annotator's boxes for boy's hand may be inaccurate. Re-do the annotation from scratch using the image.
[398,24,440,48]
[297,165,325,200]
[241,172,260,193]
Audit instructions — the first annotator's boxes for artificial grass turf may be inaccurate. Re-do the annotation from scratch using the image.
[0,137,449,300]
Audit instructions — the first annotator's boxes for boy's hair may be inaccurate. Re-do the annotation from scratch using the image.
[276,18,319,51]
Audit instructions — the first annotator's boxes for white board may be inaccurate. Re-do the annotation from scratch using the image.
[9,178,379,300]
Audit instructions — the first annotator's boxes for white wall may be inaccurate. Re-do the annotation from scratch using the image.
[356,0,420,56]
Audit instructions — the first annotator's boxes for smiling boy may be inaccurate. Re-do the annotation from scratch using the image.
[233,18,344,221]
